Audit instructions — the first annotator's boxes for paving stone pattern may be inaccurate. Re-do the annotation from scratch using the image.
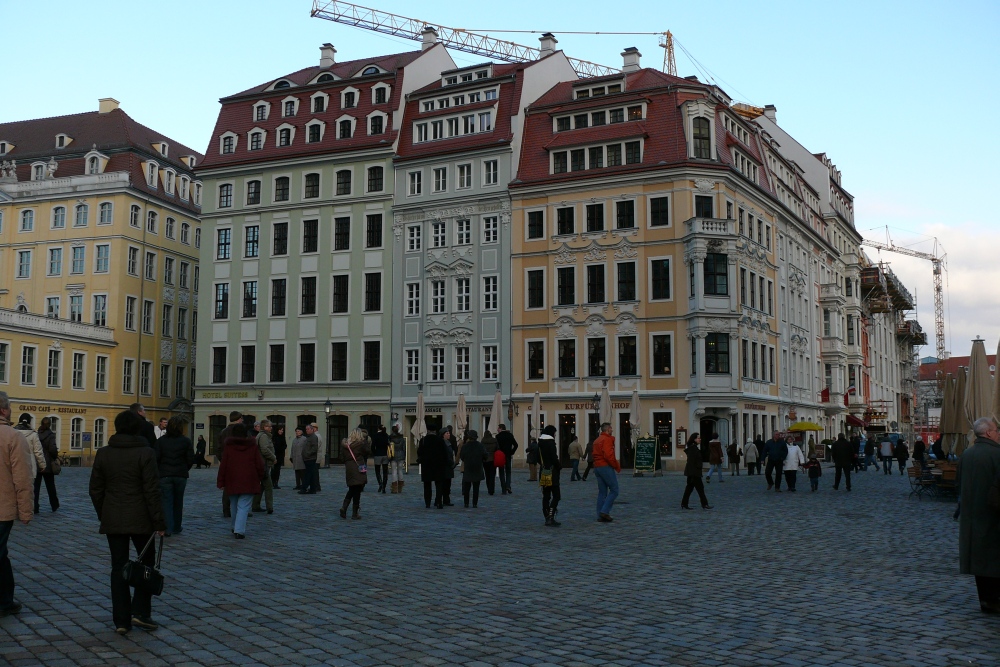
[0,464,996,666]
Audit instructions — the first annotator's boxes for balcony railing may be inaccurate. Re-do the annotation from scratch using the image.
[819,283,846,304]
[0,308,115,344]
[821,337,845,355]
[684,217,735,236]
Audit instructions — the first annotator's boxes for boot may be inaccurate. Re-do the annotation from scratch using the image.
[339,501,349,519]
[352,507,361,520]
[390,482,398,494]
[399,480,404,492]
[546,510,561,527]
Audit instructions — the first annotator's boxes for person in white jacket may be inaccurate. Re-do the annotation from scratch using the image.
[743,438,759,475]
[783,436,806,492]
[13,414,46,481]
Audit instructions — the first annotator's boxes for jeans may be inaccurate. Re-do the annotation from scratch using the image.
[107,534,154,628]
[783,470,797,491]
[33,472,59,512]
[389,460,405,483]
[834,464,852,490]
[681,476,709,508]
[0,521,15,607]
[765,460,783,489]
[865,454,877,470]
[882,457,891,474]
[253,469,273,510]
[570,459,582,480]
[810,477,819,491]
[159,477,187,534]
[707,464,723,481]
[483,463,496,495]
[594,466,619,517]
[301,460,318,493]
[462,480,481,506]
[542,481,561,518]
[229,494,253,535]
[498,462,510,493]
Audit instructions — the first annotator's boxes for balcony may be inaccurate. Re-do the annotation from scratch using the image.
[896,319,928,346]
[819,283,846,305]
[821,336,845,356]
[684,217,735,236]
[0,308,116,345]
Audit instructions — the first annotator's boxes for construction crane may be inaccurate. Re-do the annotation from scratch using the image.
[310,0,620,77]
[861,236,947,361]
[659,31,676,76]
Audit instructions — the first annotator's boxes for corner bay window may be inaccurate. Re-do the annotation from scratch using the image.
[703,253,728,296]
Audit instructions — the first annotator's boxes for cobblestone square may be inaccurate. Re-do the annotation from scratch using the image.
[1,465,995,666]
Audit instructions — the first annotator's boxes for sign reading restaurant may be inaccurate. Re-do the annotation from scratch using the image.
[17,405,87,414]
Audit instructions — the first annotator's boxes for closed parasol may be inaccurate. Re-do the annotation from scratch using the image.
[488,387,503,435]
[629,389,641,450]
[455,393,468,445]
[411,390,427,442]
[965,338,994,450]
[940,373,956,454]
[953,366,969,456]
[994,337,1000,427]
[531,391,541,437]
[600,384,613,426]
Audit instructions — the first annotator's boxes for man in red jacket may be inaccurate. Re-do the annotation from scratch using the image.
[592,422,621,522]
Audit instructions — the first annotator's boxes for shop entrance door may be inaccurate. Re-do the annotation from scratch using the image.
[619,412,634,468]
[327,415,348,464]
[558,414,576,465]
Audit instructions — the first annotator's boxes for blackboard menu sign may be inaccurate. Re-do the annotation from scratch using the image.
[634,437,658,473]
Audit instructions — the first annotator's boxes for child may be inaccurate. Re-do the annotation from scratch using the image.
[804,456,822,491]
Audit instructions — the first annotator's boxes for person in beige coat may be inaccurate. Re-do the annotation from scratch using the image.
[568,436,584,481]
[0,391,34,617]
[340,429,372,520]
[13,414,46,480]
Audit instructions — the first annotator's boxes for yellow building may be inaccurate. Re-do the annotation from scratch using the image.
[0,99,202,463]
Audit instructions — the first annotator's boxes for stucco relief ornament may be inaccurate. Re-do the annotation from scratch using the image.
[425,330,447,347]
[451,313,472,325]
[707,239,725,253]
[176,343,188,363]
[68,288,83,297]
[583,246,607,262]
[163,288,175,302]
[0,160,17,181]
[553,247,576,265]
[425,263,449,279]
[160,340,172,359]
[178,291,190,307]
[616,316,637,336]
[16,292,26,308]
[392,221,404,241]
[452,261,473,276]
[500,213,511,229]
[451,329,472,345]
[707,318,729,333]
[613,242,638,259]
[694,178,714,192]
[555,318,576,338]
[51,340,63,350]
[585,317,605,337]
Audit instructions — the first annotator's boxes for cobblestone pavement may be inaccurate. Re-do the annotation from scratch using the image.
[0,464,995,667]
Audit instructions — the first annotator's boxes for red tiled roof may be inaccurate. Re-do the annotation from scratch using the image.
[919,356,997,382]
[543,122,647,149]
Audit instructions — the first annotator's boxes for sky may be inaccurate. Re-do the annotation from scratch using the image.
[2,0,998,359]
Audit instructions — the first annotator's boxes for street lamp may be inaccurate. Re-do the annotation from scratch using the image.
[323,398,332,415]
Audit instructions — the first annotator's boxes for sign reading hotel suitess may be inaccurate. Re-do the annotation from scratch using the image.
[199,391,250,399]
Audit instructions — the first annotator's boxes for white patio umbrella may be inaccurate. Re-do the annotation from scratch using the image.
[530,391,541,438]
[488,387,503,435]
[600,384,613,426]
[455,393,468,445]
[629,389,641,450]
[966,338,994,449]
[411,391,427,442]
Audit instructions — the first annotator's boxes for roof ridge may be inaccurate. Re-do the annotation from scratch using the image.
[0,109,98,130]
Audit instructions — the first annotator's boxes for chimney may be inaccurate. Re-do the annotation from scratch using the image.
[421,26,439,51]
[538,33,558,57]
[319,43,336,68]
[621,47,642,73]
[763,104,777,122]
[98,98,120,114]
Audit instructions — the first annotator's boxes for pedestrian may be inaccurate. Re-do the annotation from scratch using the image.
[417,427,449,509]
[298,424,319,495]
[216,423,264,539]
[371,425,390,494]
[13,415,47,505]
[340,429,372,519]
[879,436,894,474]
[389,425,406,494]
[537,425,562,526]
[310,422,324,492]
[271,425,287,489]
[831,432,854,492]
[459,430,486,508]
[89,409,166,633]
[290,427,306,490]
[754,435,766,464]
[441,427,457,506]
[581,439,594,481]
[705,434,724,483]
[0,391,34,618]
[727,441,741,476]
[763,431,787,492]
[850,434,862,472]
[958,418,1000,613]
[194,435,212,469]
[783,437,805,491]
[216,411,242,518]
[495,424,519,494]
[681,432,712,510]
[153,416,194,536]
[863,436,877,471]
[743,437,758,475]
[34,417,60,512]
[804,455,822,491]
[481,429,498,495]
[894,439,909,475]
[807,435,817,459]
[568,435,584,481]
[592,422,620,522]
[252,420,276,514]
[154,417,168,441]
[526,437,540,482]
[912,438,926,467]
[931,437,946,462]
[130,403,158,448]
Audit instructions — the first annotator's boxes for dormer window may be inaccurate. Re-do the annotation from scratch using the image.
[306,120,325,143]
[445,76,458,85]
[55,134,71,148]
[0,141,9,155]
[476,70,489,79]
[362,66,380,75]
[253,102,270,121]
[284,100,296,116]
[164,169,176,194]
[220,132,237,154]
[32,163,45,180]
[194,182,203,206]
[342,89,357,108]
[310,91,329,113]
[317,73,335,83]
[249,130,265,151]
[273,80,291,89]
[180,177,190,200]
[158,143,169,157]
[374,86,387,104]
[146,162,158,187]
[88,157,100,174]
[461,74,472,82]
[279,128,291,146]
[484,90,497,100]
[694,117,711,159]
[180,155,197,168]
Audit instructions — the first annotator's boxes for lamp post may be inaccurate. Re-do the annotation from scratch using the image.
[323,398,332,415]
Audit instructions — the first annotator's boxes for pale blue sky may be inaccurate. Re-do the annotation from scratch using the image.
[2,0,997,356]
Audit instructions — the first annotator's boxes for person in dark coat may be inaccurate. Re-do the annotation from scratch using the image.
[215,424,264,539]
[216,411,243,517]
[270,426,287,488]
[958,418,1000,613]
[681,433,711,510]
[912,438,926,466]
[495,424,519,494]
[459,430,486,508]
[129,403,158,448]
[850,435,862,471]
[153,416,194,536]
[340,429,372,519]
[932,437,947,462]
[371,425,390,494]
[481,430,498,495]
[417,428,449,509]
[89,410,166,634]
[894,439,909,475]
[762,432,786,491]
[706,435,724,483]
[35,417,59,512]
[537,425,562,526]
[581,439,594,481]
[194,435,211,469]
[831,433,854,491]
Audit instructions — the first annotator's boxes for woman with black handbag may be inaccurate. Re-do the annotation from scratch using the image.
[89,410,166,635]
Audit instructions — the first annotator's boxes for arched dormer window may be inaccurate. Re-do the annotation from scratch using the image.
[361,66,380,76]
[317,73,335,83]
[372,83,390,105]
[88,157,100,174]
[272,80,291,90]
[220,132,237,154]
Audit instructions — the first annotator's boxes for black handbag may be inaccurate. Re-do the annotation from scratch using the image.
[123,534,164,596]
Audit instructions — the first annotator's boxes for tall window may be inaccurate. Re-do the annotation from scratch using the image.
[70,247,84,274]
[527,211,544,239]
[650,196,669,227]
[334,217,351,251]
[693,117,711,159]
[17,250,31,278]
[163,257,174,284]
[299,344,316,382]
[161,304,173,336]
[458,164,472,189]
[339,120,352,139]
[430,348,445,381]
[0,343,6,384]
[455,347,470,381]
[651,259,671,299]
[455,278,470,312]
[482,276,498,311]
[330,342,347,381]
[218,184,233,208]
[586,204,604,232]
[278,128,291,146]
[212,348,226,383]
[47,349,61,387]
[558,340,576,378]
[52,206,66,229]
[273,222,288,255]
[409,171,422,195]
[240,346,255,383]
[406,349,421,383]
[250,132,263,150]
[243,225,259,258]
[433,167,447,192]
[122,359,133,393]
[652,334,672,375]
[177,308,187,339]
[217,229,231,259]
[274,177,290,201]
[367,166,383,192]
[94,418,106,448]
[455,219,470,246]
[406,283,421,316]
[587,338,606,377]
[246,180,261,205]
[705,333,730,374]
[271,279,286,316]
[704,253,728,295]
[93,295,107,326]
[370,116,384,135]
[143,252,156,280]
[432,221,446,248]
[528,341,545,379]
[214,284,229,319]
[363,342,380,381]
[407,225,422,252]
[48,248,62,276]
[695,195,713,218]
[364,273,381,312]
[20,210,34,231]
[482,217,498,244]
[142,300,154,333]
[482,345,498,381]
[21,347,36,385]
[269,345,285,382]
[557,207,574,235]
[484,160,498,185]
[616,200,635,228]
[332,275,349,313]
[301,277,317,315]
[618,337,637,375]
[302,220,318,253]
[141,363,152,395]
[431,280,446,314]
[557,267,575,305]
[70,418,83,449]
[617,262,636,301]
[129,205,141,227]
[125,297,137,330]
[74,204,89,227]
[304,173,320,198]
[527,270,544,308]
[181,222,190,244]
[242,281,257,317]
[160,364,171,396]
[586,265,605,303]
[308,124,321,143]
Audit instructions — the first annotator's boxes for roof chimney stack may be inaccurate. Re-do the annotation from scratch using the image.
[538,33,558,57]
[421,26,439,50]
[98,98,120,114]
[320,43,337,68]
[621,47,642,73]
[763,104,777,122]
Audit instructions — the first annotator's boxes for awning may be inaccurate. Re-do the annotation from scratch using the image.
[846,414,866,428]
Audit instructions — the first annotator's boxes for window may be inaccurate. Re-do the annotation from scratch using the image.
[343,91,356,108]
[212,348,227,383]
[482,217,498,244]
[364,273,381,311]
[144,252,156,280]
[613,200,636,229]
[271,279,286,316]
[246,180,261,205]
[297,343,316,382]
[159,304,172,336]
[705,333,730,374]
[617,262,636,301]
[308,124,321,143]
[592,110,607,126]
[588,338,607,377]
[625,141,641,164]
[52,207,66,229]
[556,207,574,235]
[93,295,107,326]
[557,267,575,305]
[482,345,498,381]
[406,349,420,383]
[47,349,61,387]
[158,364,171,396]
[334,217,351,251]
[366,214,383,248]
[429,348,445,382]
[94,418,106,448]
[375,87,387,104]
[433,167,447,192]
[269,345,285,382]
[479,113,492,133]
[122,358,134,393]
[482,276,498,311]
[652,334,672,375]
[304,173,320,198]
[0,343,6,383]
[367,166,383,192]
[20,210,34,231]
[70,417,83,450]
[586,203,604,232]
[604,143,622,167]
[164,217,175,238]
[89,157,100,174]
[432,221,446,248]
[416,123,428,142]
[432,120,443,139]
[338,120,352,139]
[48,248,62,276]
[649,196,670,227]
[222,136,234,154]
[618,337,637,375]
[553,152,568,174]
[177,308,187,339]
[329,275,349,313]
[181,222,190,244]
[430,280,446,314]
[405,283,421,316]
[589,146,603,169]
[301,277,317,315]
[528,341,545,379]
[455,218,470,246]
[527,211,544,239]
[409,171,422,196]
[283,100,296,117]
[455,347,470,381]
[455,278,470,312]
[363,341,380,381]
[21,347,36,385]
[558,340,576,378]
[249,132,263,150]
[457,164,472,189]
[693,117,711,159]
[16,250,31,278]
[274,177,290,201]
[46,297,60,319]
[571,149,586,172]
[587,265,605,303]
[331,169,349,196]
[556,117,571,132]
[125,297,137,330]
[651,259,671,300]
[407,225,422,251]
[219,184,233,208]
[302,220,318,253]
[484,160,498,185]
[141,300,154,334]
[74,204,88,227]
[242,281,258,317]
[164,257,174,284]
[238,346,255,383]
[272,222,288,255]
[216,229,231,259]
[369,115,384,135]
[695,195,713,218]
[704,253,728,295]
[527,270,544,308]
[194,267,200,292]
[214,284,230,319]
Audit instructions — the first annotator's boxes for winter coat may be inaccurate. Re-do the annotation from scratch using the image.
[804,459,823,478]
[389,433,406,461]
[290,435,307,470]
[196,438,207,457]
[459,438,487,483]
[256,431,277,468]
[344,439,372,487]
[496,430,519,460]
[764,438,787,463]
[138,419,157,448]
[708,440,724,465]
[153,435,195,478]
[568,439,584,461]
[958,437,1000,577]
[215,421,241,459]
[879,440,894,459]
[417,433,450,482]
[441,436,456,479]
[864,439,876,456]
[273,433,287,466]
[592,433,620,472]
[832,437,855,465]
[932,440,946,460]
[303,433,319,462]
[371,430,390,457]
[784,444,806,470]
[743,441,758,464]
[89,434,166,535]
[481,432,498,458]
[537,434,561,475]
[913,440,926,461]
[0,420,34,522]
[726,443,740,464]
[14,425,46,477]
[683,443,704,477]
[38,427,58,467]
[894,442,909,463]
[216,437,265,496]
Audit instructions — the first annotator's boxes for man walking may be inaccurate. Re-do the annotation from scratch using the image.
[832,433,853,491]
[311,422,324,492]
[217,411,242,517]
[495,424,519,494]
[252,420,276,514]
[0,391,34,617]
[298,424,320,495]
[879,436,894,475]
[863,435,877,471]
[763,432,787,492]
[130,403,158,448]
[592,422,620,522]
[958,418,1000,613]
